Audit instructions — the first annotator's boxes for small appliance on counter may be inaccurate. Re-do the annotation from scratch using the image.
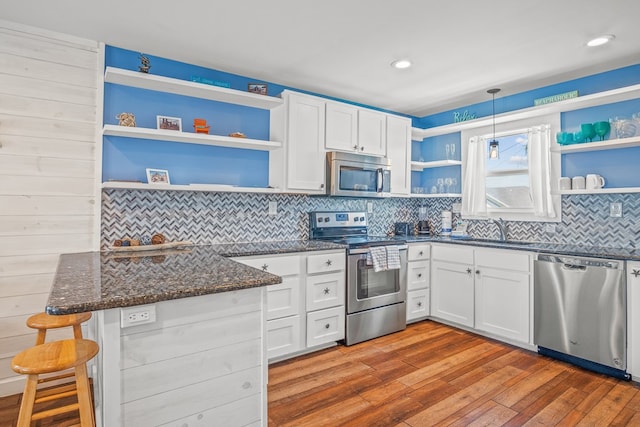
[394,222,413,236]
[417,220,430,235]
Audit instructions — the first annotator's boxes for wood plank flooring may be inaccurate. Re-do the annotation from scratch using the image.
[268,320,640,426]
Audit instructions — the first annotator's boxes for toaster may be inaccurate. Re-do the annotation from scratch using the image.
[394,222,413,236]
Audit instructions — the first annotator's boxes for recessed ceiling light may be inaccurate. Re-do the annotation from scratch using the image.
[391,59,412,69]
[587,34,615,47]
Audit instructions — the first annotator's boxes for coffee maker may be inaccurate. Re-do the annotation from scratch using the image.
[417,206,430,235]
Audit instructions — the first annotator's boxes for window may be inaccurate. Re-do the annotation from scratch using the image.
[461,113,561,222]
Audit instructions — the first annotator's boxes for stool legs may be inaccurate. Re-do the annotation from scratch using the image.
[16,375,38,427]
[75,362,95,426]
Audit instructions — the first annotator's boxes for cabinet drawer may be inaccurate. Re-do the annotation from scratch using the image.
[408,244,430,261]
[306,272,345,311]
[432,244,474,264]
[307,251,346,274]
[266,276,301,321]
[234,254,301,276]
[407,289,430,322]
[475,249,530,272]
[306,306,345,348]
[407,260,430,291]
[267,315,302,360]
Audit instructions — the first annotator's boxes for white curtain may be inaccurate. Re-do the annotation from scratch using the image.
[462,136,487,217]
[528,124,556,218]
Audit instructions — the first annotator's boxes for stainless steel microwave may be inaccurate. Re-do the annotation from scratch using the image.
[326,151,391,197]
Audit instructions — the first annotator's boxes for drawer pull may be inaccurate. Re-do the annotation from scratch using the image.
[323,287,331,295]
[419,251,423,256]
[261,264,268,272]
[417,301,423,307]
[633,269,640,278]
[326,259,333,266]
[325,323,331,329]
[417,273,422,278]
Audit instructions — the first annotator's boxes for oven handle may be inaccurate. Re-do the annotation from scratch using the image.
[349,245,408,255]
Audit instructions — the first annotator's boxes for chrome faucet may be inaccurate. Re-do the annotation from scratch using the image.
[491,217,508,241]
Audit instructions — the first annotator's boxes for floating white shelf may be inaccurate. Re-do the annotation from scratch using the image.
[411,193,462,198]
[411,159,462,171]
[103,125,281,151]
[102,181,281,193]
[559,187,640,195]
[559,136,640,153]
[104,66,283,110]
[412,83,640,140]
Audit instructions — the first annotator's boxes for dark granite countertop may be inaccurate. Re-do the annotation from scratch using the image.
[47,240,347,315]
[397,235,640,261]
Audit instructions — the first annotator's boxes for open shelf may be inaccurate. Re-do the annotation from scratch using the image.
[559,187,640,195]
[411,159,462,171]
[102,181,281,193]
[103,125,281,151]
[559,135,640,153]
[411,83,640,140]
[104,66,283,110]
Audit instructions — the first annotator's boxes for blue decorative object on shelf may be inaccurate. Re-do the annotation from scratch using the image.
[190,75,231,88]
[140,236,152,246]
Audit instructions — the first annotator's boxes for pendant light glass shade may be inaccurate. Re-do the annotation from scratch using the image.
[487,88,501,160]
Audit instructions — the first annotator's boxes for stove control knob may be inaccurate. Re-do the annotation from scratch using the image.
[359,216,365,221]
[354,217,359,222]
[324,217,330,222]
[318,217,323,223]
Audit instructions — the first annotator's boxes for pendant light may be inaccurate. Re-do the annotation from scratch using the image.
[487,88,501,159]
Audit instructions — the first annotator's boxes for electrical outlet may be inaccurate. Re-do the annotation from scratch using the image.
[610,202,623,218]
[268,201,277,216]
[367,202,373,213]
[452,203,462,214]
[121,304,156,328]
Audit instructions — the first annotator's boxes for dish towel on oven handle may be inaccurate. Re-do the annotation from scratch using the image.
[366,246,388,272]
[366,246,401,272]
[386,245,401,270]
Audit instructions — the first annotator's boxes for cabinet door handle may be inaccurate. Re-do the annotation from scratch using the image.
[360,146,365,151]
[261,264,268,271]
[417,273,422,278]
[633,269,640,278]
[353,145,359,150]
[417,301,423,307]
[320,183,325,189]
[476,270,481,275]
[466,268,472,275]
[326,259,332,266]
[323,287,331,295]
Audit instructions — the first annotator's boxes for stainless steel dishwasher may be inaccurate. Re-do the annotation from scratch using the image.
[534,253,629,380]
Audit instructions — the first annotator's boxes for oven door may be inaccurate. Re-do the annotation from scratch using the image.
[347,246,407,314]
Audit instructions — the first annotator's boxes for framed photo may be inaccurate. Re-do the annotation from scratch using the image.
[247,83,268,95]
[156,115,182,131]
[146,168,170,184]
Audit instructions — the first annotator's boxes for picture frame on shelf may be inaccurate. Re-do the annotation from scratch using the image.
[146,168,170,184]
[156,115,182,131]
[248,83,268,95]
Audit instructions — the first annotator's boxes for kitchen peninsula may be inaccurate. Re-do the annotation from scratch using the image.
[46,241,343,427]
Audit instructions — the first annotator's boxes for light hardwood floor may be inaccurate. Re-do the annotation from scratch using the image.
[268,320,640,426]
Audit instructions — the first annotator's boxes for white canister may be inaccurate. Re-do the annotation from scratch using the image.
[441,211,452,236]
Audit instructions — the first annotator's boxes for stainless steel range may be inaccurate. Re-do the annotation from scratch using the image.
[309,211,407,345]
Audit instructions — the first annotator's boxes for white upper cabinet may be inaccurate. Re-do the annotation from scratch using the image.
[269,91,327,194]
[325,101,387,157]
[386,115,412,195]
[325,101,358,152]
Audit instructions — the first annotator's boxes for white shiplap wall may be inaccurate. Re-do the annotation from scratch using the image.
[0,20,100,397]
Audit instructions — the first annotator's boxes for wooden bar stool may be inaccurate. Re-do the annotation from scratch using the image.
[27,311,92,345]
[11,339,99,427]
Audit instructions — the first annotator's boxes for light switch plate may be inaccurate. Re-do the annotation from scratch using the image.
[268,201,277,216]
[367,202,373,213]
[610,202,622,218]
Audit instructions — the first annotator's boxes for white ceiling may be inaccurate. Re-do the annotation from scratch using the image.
[4,0,640,117]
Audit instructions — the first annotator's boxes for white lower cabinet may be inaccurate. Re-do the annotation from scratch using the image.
[430,244,532,344]
[627,261,640,380]
[234,249,345,362]
[406,243,431,323]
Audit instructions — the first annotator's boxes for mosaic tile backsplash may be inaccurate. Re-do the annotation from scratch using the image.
[102,189,640,250]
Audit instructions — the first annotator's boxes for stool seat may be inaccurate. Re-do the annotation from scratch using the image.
[27,312,91,331]
[12,339,99,375]
[27,312,91,345]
